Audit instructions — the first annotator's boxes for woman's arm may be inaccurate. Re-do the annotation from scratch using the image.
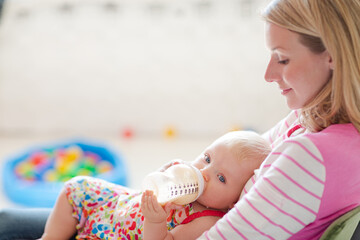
[198,136,325,239]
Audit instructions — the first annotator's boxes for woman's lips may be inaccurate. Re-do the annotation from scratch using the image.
[281,88,292,95]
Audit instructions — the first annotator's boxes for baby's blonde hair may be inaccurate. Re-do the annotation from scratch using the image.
[214,131,271,168]
[262,0,360,133]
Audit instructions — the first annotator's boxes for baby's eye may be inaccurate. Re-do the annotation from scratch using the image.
[218,175,226,183]
[204,154,211,163]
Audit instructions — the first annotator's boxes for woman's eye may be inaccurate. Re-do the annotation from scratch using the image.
[278,59,289,64]
[204,154,211,163]
[218,175,226,183]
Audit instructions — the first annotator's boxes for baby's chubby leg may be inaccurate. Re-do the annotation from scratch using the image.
[40,189,78,240]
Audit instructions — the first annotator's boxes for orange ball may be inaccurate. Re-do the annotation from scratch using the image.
[122,127,134,139]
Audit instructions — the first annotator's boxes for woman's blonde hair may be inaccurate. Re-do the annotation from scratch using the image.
[262,0,360,132]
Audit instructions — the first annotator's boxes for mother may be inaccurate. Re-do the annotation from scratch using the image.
[1,0,360,239]
[198,0,360,239]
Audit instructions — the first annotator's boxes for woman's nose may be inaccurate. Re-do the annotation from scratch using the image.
[264,59,280,83]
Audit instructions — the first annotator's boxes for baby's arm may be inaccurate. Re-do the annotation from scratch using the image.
[141,190,220,240]
[141,190,173,240]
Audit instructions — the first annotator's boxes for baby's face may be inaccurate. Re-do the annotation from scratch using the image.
[192,140,254,210]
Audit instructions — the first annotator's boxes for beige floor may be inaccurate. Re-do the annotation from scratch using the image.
[0,134,214,209]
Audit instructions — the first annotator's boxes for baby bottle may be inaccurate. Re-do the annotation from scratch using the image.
[142,162,204,205]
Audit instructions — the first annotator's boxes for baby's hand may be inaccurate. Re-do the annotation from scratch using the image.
[141,190,168,223]
[157,159,185,172]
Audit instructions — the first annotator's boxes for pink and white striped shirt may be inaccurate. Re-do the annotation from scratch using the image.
[198,110,360,240]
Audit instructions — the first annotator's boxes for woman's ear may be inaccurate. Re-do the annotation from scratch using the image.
[327,51,334,70]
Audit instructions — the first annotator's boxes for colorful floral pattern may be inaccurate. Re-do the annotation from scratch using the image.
[65,176,194,239]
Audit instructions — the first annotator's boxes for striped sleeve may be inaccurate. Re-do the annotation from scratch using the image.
[262,110,300,148]
[239,173,257,200]
[197,136,325,240]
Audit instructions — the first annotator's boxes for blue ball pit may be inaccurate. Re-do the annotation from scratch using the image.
[2,139,128,208]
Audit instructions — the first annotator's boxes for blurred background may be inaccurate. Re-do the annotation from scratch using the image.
[0,0,289,208]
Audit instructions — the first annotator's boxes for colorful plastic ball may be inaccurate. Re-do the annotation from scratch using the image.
[13,145,115,183]
[3,140,128,208]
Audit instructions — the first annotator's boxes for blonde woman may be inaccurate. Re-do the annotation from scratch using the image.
[198,0,360,239]
[0,0,359,239]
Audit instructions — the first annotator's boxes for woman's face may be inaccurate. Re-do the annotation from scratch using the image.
[264,22,333,109]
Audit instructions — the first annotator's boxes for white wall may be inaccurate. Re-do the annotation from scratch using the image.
[0,0,289,137]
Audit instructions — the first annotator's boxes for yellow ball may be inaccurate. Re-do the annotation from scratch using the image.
[44,169,59,182]
[164,126,177,138]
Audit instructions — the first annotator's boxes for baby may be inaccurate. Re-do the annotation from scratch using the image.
[40,131,271,240]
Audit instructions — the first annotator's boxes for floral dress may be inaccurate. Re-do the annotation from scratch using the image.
[65,176,200,240]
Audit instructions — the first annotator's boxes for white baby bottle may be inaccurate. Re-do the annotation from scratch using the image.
[142,162,204,205]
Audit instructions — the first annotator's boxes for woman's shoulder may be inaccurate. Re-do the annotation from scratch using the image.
[268,123,360,167]
[273,123,358,149]
[302,123,360,158]
[306,123,359,139]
